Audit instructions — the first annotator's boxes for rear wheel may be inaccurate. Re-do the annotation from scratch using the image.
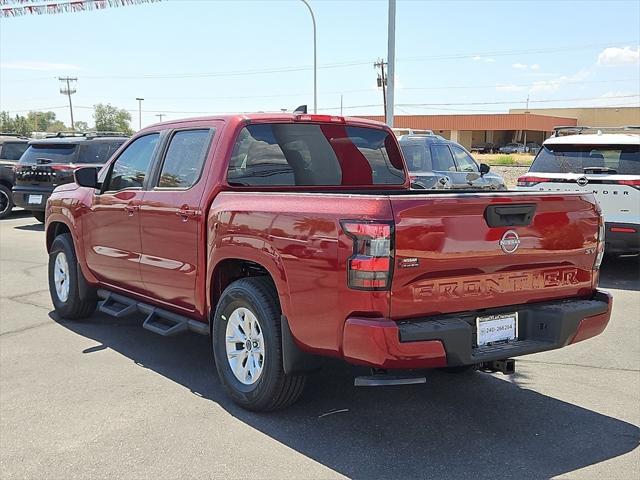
[0,184,13,219]
[212,277,306,411]
[33,211,45,223]
[48,233,97,320]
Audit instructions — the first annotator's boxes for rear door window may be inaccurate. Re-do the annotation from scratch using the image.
[227,123,405,186]
[157,129,212,188]
[1,142,28,161]
[531,144,640,175]
[451,145,479,172]
[105,134,159,191]
[431,145,456,172]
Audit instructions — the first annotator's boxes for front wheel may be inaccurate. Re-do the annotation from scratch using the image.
[212,277,305,411]
[0,184,13,219]
[48,233,97,320]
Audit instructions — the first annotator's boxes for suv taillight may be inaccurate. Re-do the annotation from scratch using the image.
[517,175,551,187]
[594,214,605,271]
[341,221,393,290]
[616,179,640,190]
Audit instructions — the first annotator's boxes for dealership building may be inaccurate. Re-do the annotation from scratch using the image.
[361,106,640,150]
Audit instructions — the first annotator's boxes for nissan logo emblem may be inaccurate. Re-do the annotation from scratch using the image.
[499,230,521,254]
[577,177,589,187]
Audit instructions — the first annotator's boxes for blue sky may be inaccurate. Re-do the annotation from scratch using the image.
[1,0,639,129]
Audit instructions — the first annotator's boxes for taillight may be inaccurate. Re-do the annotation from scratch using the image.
[594,214,605,271]
[341,221,393,290]
[616,179,640,190]
[517,175,551,187]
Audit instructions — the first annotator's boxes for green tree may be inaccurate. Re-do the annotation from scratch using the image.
[74,121,90,132]
[0,111,31,136]
[46,121,68,133]
[26,111,59,132]
[93,103,133,135]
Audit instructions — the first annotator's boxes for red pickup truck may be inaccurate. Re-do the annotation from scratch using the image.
[45,113,612,411]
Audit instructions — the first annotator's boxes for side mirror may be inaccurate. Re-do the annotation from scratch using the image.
[479,163,490,176]
[74,167,99,189]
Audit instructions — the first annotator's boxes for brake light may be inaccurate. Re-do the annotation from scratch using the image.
[51,164,75,171]
[517,175,552,187]
[616,179,640,189]
[594,214,605,271]
[610,226,637,233]
[342,221,393,290]
[294,114,345,123]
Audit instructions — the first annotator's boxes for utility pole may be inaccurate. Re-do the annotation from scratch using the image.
[374,59,388,119]
[136,98,144,130]
[523,94,530,151]
[299,0,317,113]
[155,113,165,123]
[340,94,343,116]
[58,77,77,130]
[386,0,396,127]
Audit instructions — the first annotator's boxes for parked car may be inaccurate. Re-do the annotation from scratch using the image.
[45,113,611,411]
[0,134,30,219]
[399,134,506,190]
[499,142,527,154]
[13,132,127,222]
[517,129,639,255]
[526,142,541,155]
[470,142,497,154]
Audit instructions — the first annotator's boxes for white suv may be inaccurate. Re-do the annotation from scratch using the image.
[517,128,639,255]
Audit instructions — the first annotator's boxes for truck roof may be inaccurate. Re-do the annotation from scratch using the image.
[141,113,389,131]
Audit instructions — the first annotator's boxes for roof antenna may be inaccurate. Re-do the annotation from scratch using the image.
[293,105,308,114]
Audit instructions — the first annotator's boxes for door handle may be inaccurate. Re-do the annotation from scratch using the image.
[124,204,140,216]
[176,207,200,222]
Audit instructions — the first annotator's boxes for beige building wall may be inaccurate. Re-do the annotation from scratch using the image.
[508,107,640,127]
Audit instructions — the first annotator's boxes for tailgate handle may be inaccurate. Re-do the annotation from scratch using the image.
[484,204,536,227]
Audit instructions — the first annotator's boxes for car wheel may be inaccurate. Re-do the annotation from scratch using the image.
[48,233,97,320]
[0,184,13,219]
[32,211,46,223]
[212,277,306,411]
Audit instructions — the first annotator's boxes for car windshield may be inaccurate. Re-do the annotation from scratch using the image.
[19,144,77,164]
[530,144,640,174]
[1,142,28,161]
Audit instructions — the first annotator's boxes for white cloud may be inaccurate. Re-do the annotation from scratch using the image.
[0,61,82,71]
[597,46,639,66]
[473,55,496,63]
[495,69,590,94]
[530,64,540,70]
[496,84,526,92]
[512,63,528,70]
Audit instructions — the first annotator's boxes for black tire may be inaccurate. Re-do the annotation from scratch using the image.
[0,184,13,219]
[48,233,97,320]
[33,211,46,223]
[212,277,306,411]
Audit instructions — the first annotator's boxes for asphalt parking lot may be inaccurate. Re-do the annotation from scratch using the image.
[1,210,638,480]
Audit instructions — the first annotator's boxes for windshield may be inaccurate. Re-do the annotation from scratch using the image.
[227,123,405,186]
[19,144,77,165]
[1,142,28,161]
[530,144,640,174]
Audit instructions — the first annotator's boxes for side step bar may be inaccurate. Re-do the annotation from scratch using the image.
[355,368,426,387]
[97,290,209,336]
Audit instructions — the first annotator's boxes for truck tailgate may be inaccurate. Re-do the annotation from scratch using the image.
[389,192,599,319]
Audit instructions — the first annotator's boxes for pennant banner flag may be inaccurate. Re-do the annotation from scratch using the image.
[1,0,162,17]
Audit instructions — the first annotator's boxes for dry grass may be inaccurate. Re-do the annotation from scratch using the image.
[475,153,534,166]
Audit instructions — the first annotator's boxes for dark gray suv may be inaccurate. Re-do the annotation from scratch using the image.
[398,134,506,190]
[0,135,30,219]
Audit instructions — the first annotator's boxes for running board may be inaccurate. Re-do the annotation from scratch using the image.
[97,289,209,336]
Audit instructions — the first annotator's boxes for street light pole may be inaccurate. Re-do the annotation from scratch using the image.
[136,97,144,130]
[299,0,317,113]
[386,0,396,127]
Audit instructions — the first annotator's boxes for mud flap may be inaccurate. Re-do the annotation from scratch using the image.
[281,315,322,375]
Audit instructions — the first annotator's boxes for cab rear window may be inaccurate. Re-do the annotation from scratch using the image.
[227,123,405,186]
[531,144,640,175]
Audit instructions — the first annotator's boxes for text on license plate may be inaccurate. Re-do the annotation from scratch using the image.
[28,195,43,204]
[476,313,518,346]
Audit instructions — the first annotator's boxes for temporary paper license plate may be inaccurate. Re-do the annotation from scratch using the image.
[28,195,43,205]
[476,313,518,346]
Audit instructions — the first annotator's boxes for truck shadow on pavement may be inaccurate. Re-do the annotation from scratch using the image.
[51,312,639,480]
[599,255,640,292]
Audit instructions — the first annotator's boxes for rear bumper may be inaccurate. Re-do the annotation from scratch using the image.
[342,290,612,369]
[605,222,640,254]
[12,186,52,211]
